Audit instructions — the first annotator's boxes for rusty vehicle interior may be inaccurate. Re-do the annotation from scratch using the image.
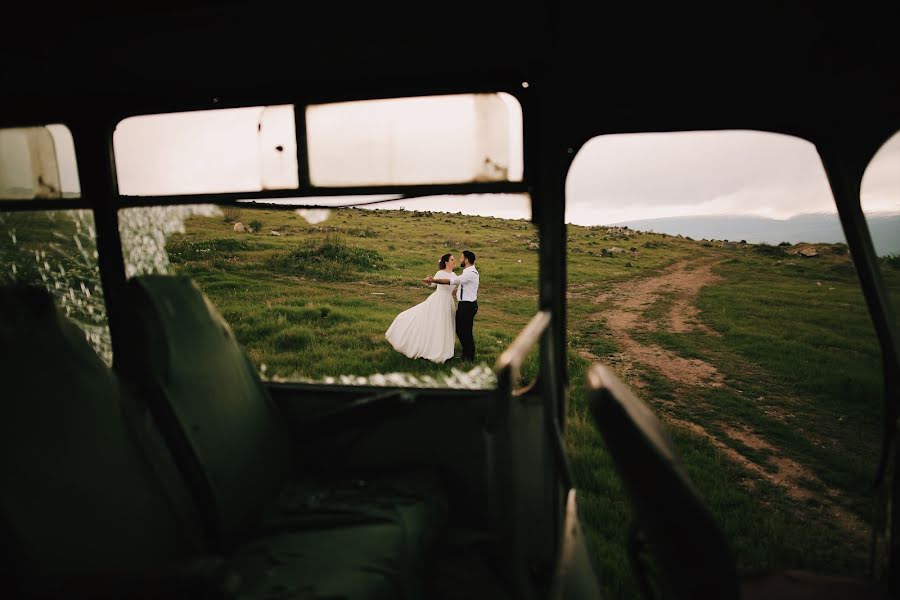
[1,2,898,599]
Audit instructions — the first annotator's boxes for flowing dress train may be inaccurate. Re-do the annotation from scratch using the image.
[385,270,456,363]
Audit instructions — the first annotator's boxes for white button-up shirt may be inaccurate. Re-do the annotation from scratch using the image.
[451,266,480,302]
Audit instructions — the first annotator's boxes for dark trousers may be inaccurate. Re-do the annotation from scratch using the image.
[456,301,478,361]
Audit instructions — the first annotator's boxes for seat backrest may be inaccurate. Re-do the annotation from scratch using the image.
[0,286,193,589]
[120,275,293,548]
[585,364,739,600]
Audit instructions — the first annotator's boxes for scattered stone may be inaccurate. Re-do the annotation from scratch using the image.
[233,222,247,232]
[527,242,539,250]
[270,230,282,236]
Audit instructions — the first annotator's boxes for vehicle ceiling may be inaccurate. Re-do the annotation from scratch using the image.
[2,2,898,172]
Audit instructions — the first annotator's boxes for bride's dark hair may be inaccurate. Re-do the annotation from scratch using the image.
[438,253,453,269]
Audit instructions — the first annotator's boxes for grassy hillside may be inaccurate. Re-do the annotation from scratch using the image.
[5,205,900,597]
[151,205,897,596]
[132,205,542,386]
[564,231,899,596]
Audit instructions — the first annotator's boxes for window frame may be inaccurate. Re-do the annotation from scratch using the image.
[111,91,531,209]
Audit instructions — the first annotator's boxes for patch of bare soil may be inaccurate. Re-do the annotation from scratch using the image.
[592,259,724,388]
[663,416,866,540]
[585,258,866,540]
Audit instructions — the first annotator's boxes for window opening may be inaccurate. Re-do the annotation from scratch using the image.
[112,93,524,199]
[0,124,80,200]
[114,105,298,196]
[306,93,523,187]
[564,130,889,595]
[118,194,535,389]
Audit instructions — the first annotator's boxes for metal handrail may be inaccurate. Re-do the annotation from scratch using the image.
[495,310,551,387]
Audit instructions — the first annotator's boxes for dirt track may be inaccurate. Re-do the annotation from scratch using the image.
[581,258,867,539]
[584,258,724,388]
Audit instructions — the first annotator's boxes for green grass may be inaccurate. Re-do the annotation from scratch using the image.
[266,235,386,282]
[1,210,112,362]
[566,238,899,595]
[151,207,896,596]
[126,206,541,382]
[7,205,900,597]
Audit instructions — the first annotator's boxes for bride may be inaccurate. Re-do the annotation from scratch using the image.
[385,253,457,363]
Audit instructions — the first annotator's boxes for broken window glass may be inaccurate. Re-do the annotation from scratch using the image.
[118,194,537,389]
[0,124,80,200]
[0,209,109,363]
[306,93,524,187]
[113,106,298,196]
[118,204,222,277]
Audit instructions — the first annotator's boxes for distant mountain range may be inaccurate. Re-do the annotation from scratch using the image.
[610,213,900,256]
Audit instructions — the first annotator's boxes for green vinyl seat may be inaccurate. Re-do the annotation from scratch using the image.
[120,275,448,599]
[232,523,416,600]
[0,286,199,595]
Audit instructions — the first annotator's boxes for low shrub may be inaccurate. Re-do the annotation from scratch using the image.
[267,235,385,281]
[222,207,242,223]
[348,227,378,238]
[881,254,900,270]
[754,243,786,257]
[270,326,314,351]
[167,238,254,263]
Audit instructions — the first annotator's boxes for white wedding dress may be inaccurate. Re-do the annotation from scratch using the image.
[385,270,456,363]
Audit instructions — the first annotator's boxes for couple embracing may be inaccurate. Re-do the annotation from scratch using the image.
[385,250,480,364]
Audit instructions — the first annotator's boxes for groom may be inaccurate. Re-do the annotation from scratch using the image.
[425,250,479,362]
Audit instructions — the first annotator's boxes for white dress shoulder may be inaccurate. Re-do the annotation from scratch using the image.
[385,270,457,363]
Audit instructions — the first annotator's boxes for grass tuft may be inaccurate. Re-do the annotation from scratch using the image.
[221,207,242,223]
[168,238,254,263]
[266,235,385,281]
[753,243,787,257]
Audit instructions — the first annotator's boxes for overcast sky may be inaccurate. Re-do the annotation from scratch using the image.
[105,98,899,224]
[566,130,900,224]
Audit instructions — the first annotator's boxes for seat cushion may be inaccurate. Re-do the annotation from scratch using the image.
[232,473,447,600]
[262,473,446,537]
[231,524,408,600]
